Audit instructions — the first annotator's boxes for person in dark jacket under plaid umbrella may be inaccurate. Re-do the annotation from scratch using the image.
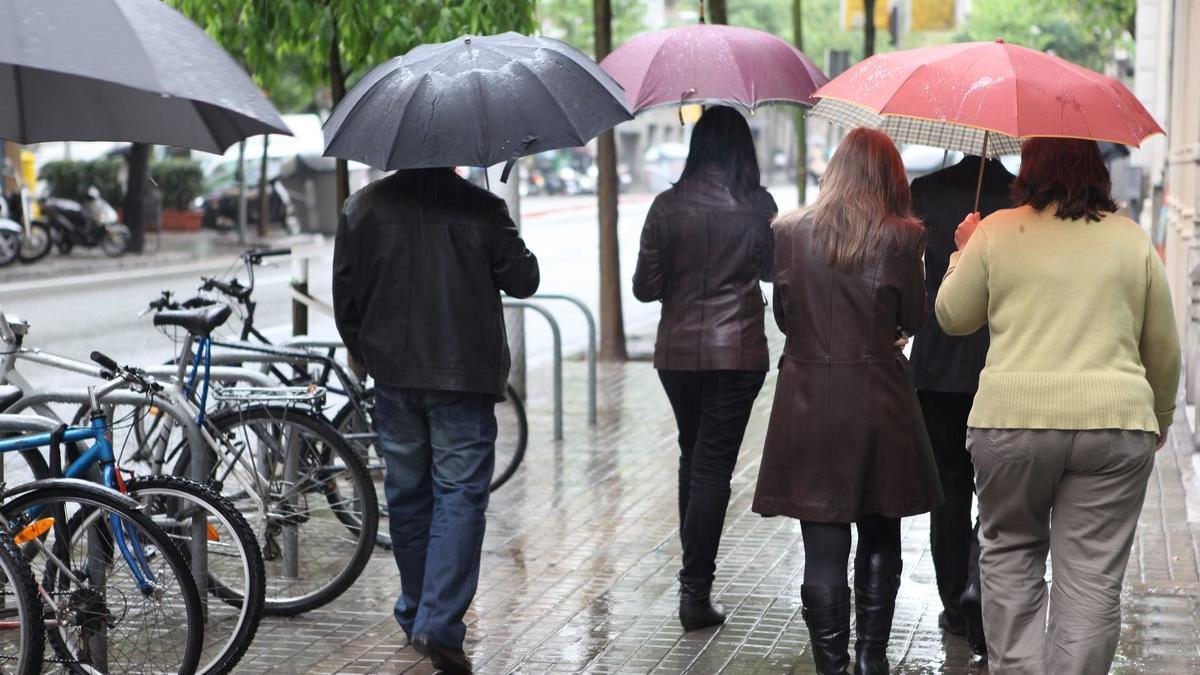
[909,155,1014,658]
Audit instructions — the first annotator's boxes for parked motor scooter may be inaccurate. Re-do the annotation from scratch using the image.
[0,159,53,264]
[40,186,132,257]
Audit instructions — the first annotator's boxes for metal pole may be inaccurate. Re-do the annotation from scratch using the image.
[502,300,563,440]
[530,294,597,425]
[236,140,248,245]
[292,255,308,337]
[973,131,991,213]
[489,163,527,399]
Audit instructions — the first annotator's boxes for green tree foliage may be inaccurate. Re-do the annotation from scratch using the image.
[960,0,1130,72]
[727,0,863,68]
[537,0,644,53]
[169,0,537,112]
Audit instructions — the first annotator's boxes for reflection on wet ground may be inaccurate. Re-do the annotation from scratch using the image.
[238,332,1200,673]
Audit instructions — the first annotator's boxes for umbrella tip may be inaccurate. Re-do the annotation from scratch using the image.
[994,38,1005,44]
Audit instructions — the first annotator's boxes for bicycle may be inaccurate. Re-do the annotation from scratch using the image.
[200,248,529,494]
[135,297,379,615]
[0,525,42,674]
[0,338,265,674]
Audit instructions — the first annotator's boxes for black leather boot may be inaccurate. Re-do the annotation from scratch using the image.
[679,577,725,631]
[853,554,901,675]
[801,585,852,675]
[959,582,988,658]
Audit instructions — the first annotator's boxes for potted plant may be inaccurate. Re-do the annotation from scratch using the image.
[152,158,204,231]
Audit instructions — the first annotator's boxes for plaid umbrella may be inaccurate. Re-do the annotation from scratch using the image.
[811,40,1163,210]
[809,98,1023,158]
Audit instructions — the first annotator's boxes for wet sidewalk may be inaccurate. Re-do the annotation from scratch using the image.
[237,331,1200,674]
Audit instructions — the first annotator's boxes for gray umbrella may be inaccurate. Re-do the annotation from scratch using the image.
[323,33,633,177]
[0,0,289,153]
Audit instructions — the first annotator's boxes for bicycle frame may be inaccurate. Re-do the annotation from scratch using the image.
[0,382,159,592]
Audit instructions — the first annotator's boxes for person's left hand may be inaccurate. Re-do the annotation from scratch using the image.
[955,212,982,250]
[894,330,909,351]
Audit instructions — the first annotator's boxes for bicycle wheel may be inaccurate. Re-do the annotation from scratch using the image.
[491,384,529,491]
[124,475,265,675]
[2,478,203,675]
[332,384,528,493]
[174,405,378,616]
[0,528,43,675]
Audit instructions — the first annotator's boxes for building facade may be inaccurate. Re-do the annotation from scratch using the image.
[1135,0,1200,440]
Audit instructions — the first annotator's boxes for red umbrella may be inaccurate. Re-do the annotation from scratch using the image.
[810,39,1162,208]
[600,24,828,114]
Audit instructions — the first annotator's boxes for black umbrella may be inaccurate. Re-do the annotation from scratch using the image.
[323,33,633,180]
[0,0,289,153]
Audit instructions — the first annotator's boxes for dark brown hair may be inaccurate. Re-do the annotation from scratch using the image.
[679,106,761,201]
[1011,138,1118,222]
[790,127,917,271]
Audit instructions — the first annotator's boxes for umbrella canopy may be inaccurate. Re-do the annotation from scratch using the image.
[809,39,1162,158]
[0,0,289,153]
[600,24,828,114]
[323,33,633,173]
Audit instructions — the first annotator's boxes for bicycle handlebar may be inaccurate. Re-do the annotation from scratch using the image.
[90,350,163,394]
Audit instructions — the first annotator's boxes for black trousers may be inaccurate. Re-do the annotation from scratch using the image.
[659,369,766,583]
[918,390,981,618]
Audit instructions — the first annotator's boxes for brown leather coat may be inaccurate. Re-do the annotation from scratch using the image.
[752,213,942,522]
[632,167,777,371]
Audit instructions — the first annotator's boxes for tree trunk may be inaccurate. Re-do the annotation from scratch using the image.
[708,0,727,24]
[595,0,627,361]
[330,12,350,212]
[123,142,151,254]
[793,0,807,204]
[863,0,877,58]
[258,135,270,238]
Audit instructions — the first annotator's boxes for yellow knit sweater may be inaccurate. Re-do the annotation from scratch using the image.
[936,205,1180,435]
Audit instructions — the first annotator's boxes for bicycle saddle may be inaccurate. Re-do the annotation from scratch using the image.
[153,302,233,337]
[0,384,23,413]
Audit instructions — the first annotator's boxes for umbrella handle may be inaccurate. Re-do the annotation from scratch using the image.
[500,135,538,184]
[973,130,990,214]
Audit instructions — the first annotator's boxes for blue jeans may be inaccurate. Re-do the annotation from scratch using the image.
[373,385,497,648]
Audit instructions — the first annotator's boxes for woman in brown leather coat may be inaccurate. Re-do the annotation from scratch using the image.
[753,128,940,675]
[632,106,777,632]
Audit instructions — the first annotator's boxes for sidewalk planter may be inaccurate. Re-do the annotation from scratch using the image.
[160,208,202,231]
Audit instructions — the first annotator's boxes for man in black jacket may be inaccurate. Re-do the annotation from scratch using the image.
[910,155,1014,658]
[333,167,539,673]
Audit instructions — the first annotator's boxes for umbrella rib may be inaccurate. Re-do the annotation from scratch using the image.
[509,57,585,144]
[384,74,435,170]
[325,68,404,155]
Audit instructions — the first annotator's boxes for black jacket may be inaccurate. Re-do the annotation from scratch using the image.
[632,166,777,371]
[909,156,1014,394]
[333,169,539,399]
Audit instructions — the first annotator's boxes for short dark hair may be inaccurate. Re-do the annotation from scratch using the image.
[679,106,761,201]
[1011,138,1118,222]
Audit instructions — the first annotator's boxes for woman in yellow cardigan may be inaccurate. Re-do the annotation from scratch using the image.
[936,137,1180,675]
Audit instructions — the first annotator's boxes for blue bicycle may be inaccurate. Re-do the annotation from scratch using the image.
[0,353,205,674]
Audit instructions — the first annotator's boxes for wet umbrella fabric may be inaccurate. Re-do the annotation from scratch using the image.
[599,24,828,113]
[810,39,1162,209]
[810,40,1162,155]
[323,33,633,173]
[0,0,289,153]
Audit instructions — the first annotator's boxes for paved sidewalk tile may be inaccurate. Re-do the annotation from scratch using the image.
[238,333,1200,674]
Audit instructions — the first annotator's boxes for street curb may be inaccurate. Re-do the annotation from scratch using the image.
[0,233,328,295]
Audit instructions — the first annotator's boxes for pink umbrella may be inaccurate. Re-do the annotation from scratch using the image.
[600,24,828,114]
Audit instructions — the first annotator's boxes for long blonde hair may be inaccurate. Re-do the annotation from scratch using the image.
[798,127,917,271]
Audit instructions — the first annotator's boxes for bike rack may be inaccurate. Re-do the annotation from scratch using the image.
[528,294,597,426]
[503,299,563,441]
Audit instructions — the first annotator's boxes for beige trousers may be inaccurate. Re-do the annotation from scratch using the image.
[966,428,1156,675]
